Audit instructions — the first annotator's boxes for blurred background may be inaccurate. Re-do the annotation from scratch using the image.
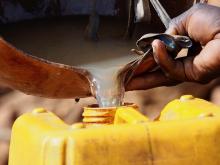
[1,0,220,164]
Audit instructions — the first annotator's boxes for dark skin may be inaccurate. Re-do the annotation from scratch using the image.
[127,3,220,91]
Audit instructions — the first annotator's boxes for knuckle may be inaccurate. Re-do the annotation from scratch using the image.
[168,17,183,34]
[193,73,210,84]
[193,3,204,9]
[163,70,180,81]
[168,19,178,29]
[192,73,202,82]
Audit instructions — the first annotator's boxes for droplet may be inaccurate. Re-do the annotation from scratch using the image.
[75,98,80,103]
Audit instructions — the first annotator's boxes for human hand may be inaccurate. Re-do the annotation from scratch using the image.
[127,3,220,90]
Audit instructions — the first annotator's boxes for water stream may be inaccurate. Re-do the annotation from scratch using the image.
[79,55,137,107]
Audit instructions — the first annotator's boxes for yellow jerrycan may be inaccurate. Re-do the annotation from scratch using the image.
[9,95,220,165]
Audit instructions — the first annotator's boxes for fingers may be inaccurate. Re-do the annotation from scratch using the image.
[152,39,186,81]
[165,5,194,36]
[127,40,184,91]
[184,39,220,83]
[166,17,186,35]
[133,54,157,76]
[126,70,177,91]
[165,15,185,35]
[152,40,175,70]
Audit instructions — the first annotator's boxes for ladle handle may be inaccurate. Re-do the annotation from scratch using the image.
[149,0,171,28]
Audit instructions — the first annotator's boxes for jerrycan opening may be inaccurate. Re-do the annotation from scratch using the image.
[82,103,148,127]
